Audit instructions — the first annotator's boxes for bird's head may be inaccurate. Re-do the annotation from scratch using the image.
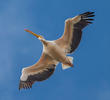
[24,29,44,41]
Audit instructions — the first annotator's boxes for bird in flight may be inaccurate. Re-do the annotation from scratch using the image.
[19,11,95,90]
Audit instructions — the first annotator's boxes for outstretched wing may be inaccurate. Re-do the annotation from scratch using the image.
[19,53,58,90]
[55,12,95,54]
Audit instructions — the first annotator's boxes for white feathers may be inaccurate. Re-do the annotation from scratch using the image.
[68,56,73,64]
[62,56,73,70]
[62,64,71,70]
[20,68,28,81]
[20,73,28,81]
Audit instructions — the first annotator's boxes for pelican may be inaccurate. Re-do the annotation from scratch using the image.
[19,11,95,90]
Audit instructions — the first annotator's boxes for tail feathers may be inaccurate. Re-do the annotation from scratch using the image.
[62,64,71,70]
[62,56,73,70]
[68,56,73,65]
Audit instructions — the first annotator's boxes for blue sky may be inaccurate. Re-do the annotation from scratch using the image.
[0,0,110,100]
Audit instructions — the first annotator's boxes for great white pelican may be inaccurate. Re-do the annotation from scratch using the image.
[19,11,95,90]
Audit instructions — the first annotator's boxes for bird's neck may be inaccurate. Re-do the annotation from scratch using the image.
[41,39,48,46]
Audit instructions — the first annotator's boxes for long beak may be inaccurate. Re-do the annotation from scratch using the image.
[24,29,41,38]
